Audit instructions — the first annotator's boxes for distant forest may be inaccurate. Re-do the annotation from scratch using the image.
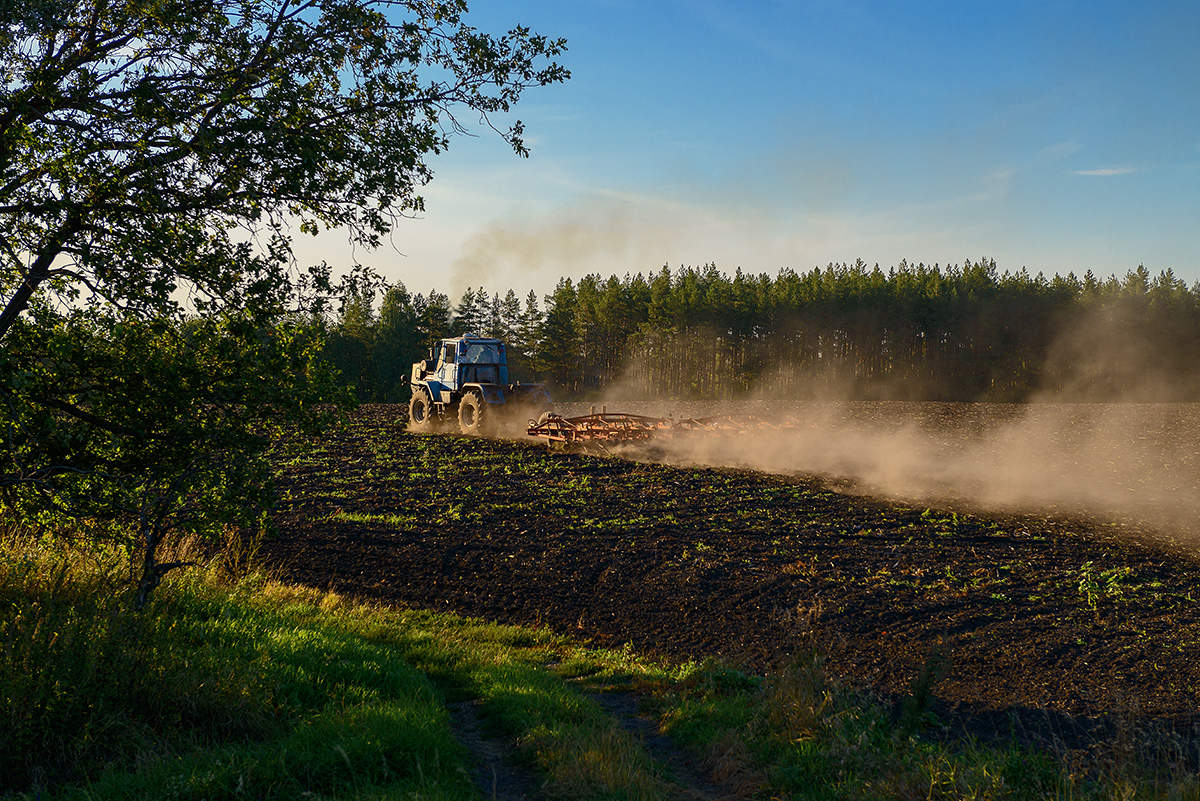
[322,259,1200,402]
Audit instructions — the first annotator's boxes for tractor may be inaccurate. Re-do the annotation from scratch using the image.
[408,335,551,434]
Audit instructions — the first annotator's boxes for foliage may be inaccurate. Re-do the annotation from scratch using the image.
[0,0,568,337]
[1077,561,1137,610]
[0,307,345,604]
[0,0,567,597]
[321,260,1200,400]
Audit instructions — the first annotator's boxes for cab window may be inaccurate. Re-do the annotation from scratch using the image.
[459,342,502,364]
[442,343,456,364]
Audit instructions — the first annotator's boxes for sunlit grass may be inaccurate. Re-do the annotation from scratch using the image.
[0,534,476,800]
[0,536,673,800]
[6,503,1198,800]
[328,509,418,527]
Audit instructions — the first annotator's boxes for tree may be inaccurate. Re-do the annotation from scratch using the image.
[452,286,486,334]
[485,291,504,338]
[500,289,523,340]
[324,285,377,399]
[374,283,421,399]
[0,0,569,338]
[514,289,543,374]
[415,290,452,348]
[0,305,343,607]
[538,278,580,392]
[0,0,567,601]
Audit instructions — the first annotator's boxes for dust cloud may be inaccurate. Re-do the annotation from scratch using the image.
[623,400,1200,536]
[549,308,1200,538]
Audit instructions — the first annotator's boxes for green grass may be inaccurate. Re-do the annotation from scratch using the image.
[0,535,476,800]
[4,529,1198,801]
[0,534,675,800]
[329,509,419,527]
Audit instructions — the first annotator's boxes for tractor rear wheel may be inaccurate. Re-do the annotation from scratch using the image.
[409,389,436,432]
[458,392,491,435]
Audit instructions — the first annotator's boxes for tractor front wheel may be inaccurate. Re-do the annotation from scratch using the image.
[409,389,436,432]
[458,392,491,435]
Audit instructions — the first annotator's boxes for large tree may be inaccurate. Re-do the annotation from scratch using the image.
[0,0,567,600]
[0,0,568,336]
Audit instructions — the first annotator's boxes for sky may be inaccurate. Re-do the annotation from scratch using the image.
[297,0,1200,297]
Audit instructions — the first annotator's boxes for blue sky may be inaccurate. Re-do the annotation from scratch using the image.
[301,0,1200,294]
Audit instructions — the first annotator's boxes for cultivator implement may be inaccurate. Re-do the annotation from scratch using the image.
[526,408,798,446]
[525,411,670,445]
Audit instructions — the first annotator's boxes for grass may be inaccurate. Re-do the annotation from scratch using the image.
[0,532,680,800]
[329,509,419,527]
[0,533,476,800]
[4,519,1199,797]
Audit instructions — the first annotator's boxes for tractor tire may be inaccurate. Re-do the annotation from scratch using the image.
[457,392,491,435]
[408,389,436,432]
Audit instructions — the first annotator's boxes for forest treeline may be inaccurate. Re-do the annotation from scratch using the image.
[322,259,1200,402]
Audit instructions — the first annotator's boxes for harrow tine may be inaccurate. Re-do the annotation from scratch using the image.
[526,410,795,445]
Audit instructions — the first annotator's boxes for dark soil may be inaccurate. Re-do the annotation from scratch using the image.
[262,405,1200,750]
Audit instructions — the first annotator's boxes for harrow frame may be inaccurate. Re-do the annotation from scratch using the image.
[526,407,796,446]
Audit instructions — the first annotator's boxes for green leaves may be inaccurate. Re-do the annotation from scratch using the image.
[0,308,348,598]
[0,0,567,598]
[0,0,569,338]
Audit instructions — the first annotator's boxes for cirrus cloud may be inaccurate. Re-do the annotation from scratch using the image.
[1072,166,1138,176]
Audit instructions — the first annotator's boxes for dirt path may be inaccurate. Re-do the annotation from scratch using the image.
[585,688,762,801]
[447,698,546,801]
[446,682,762,801]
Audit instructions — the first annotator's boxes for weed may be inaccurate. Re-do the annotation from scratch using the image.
[759,650,833,742]
[1079,561,1138,609]
[328,510,416,528]
[1079,561,1102,609]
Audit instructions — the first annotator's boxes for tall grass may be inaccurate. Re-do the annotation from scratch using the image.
[0,531,275,789]
[0,529,674,800]
[0,529,474,799]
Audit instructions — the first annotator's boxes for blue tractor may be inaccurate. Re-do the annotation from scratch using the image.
[408,335,551,434]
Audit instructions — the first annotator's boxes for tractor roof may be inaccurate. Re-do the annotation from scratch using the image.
[444,334,502,344]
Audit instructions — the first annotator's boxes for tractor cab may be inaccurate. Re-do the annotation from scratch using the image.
[409,334,549,434]
[418,336,508,395]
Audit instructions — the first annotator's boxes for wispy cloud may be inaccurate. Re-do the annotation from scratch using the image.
[984,167,1015,188]
[969,167,1015,201]
[1072,166,1137,176]
[1040,141,1082,160]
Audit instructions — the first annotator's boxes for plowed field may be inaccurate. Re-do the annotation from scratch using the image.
[262,404,1200,748]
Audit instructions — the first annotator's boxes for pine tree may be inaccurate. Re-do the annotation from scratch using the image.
[485,292,504,338]
[517,290,544,362]
[376,284,421,400]
[325,286,376,400]
[453,287,485,334]
[538,278,580,393]
[417,291,453,349]
[500,289,523,340]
